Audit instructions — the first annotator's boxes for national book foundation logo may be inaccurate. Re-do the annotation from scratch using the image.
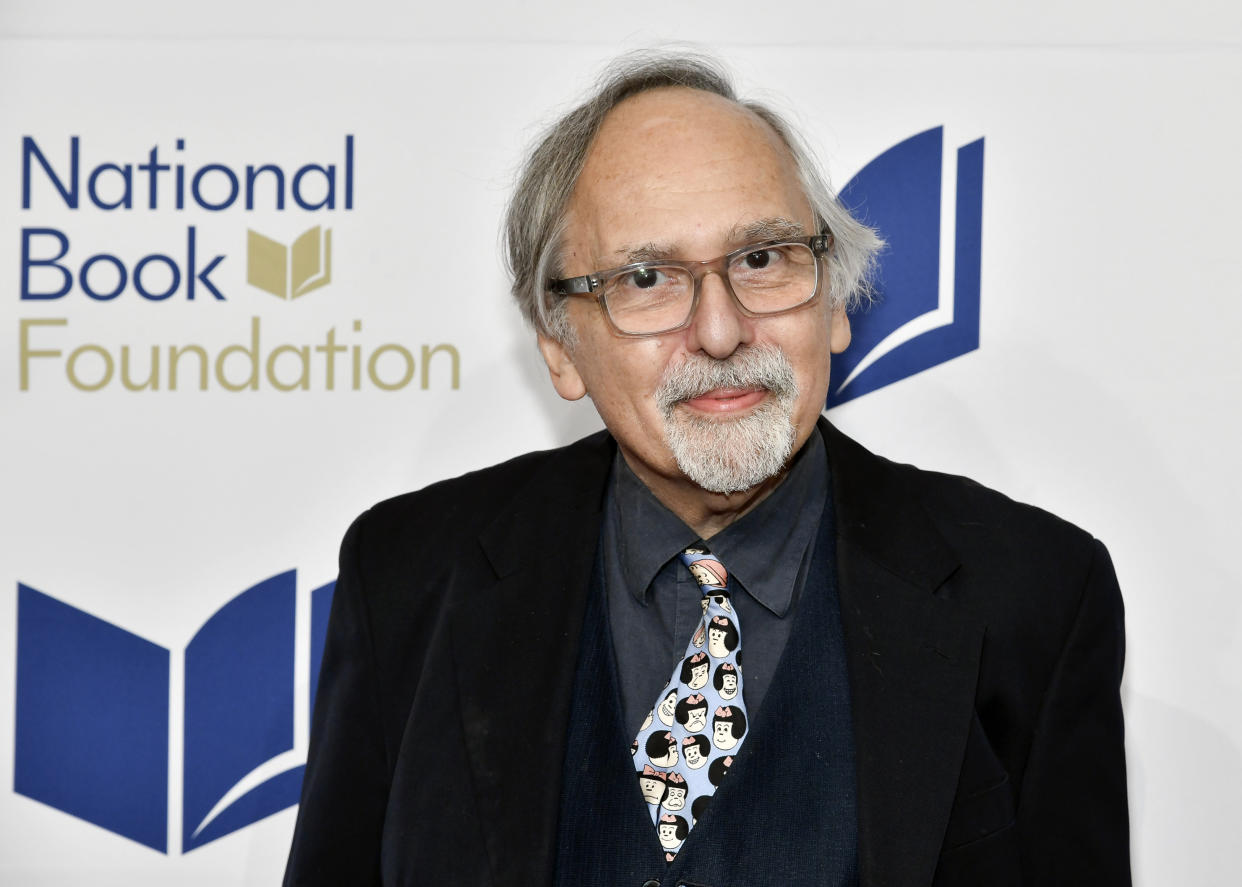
[14,135,461,394]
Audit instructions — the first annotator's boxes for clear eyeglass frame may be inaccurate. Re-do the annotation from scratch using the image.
[548,233,833,337]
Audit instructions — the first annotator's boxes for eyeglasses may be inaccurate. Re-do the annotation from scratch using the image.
[548,233,832,336]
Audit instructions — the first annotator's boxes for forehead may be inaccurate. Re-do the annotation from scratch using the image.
[563,87,813,267]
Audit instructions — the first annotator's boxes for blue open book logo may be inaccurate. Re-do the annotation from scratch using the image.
[830,127,985,407]
[14,572,334,853]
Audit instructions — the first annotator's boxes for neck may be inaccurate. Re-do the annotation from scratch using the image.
[622,455,791,539]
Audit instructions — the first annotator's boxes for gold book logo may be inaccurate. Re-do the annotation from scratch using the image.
[246,226,332,299]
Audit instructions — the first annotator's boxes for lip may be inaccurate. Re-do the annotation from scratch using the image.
[680,386,767,414]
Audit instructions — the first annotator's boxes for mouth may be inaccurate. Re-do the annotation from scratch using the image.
[655,344,797,423]
[679,386,768,415]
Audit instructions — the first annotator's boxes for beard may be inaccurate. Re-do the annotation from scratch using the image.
[655,344,800,494]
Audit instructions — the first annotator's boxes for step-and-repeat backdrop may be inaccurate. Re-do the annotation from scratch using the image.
[2,3,1239,884]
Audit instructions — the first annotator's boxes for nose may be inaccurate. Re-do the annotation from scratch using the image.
[685,271,753,359]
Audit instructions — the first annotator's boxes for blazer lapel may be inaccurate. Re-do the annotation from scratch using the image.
[824,421,986,887]
[449,432,613,885]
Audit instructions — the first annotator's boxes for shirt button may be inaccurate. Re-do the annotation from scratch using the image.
[641,880,661,887]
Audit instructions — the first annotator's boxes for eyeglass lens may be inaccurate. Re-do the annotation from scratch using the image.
[603,242,818,334]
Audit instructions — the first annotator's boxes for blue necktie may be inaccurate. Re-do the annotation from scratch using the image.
[632,546,747,861]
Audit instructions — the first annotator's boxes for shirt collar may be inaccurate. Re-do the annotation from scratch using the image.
[608,429,828,617]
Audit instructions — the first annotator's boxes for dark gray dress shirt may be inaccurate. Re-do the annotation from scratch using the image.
[602,430,830,735]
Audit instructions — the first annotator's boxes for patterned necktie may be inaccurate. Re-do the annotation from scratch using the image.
[632,546,746,862]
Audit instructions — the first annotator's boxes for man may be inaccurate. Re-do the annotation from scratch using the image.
[284,52,1129,886]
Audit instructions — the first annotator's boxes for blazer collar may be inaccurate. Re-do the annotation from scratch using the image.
[824,418,986,886]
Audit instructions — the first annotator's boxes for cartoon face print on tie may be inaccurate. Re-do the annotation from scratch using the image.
[708,754,735,788]
[682,734,710,769]
[692,623,706,648]
[676,694,709,733]
[657,814,690,849]
[630,738,637,756]
[691,793,712,825]
[712,705,747,750]
[686,558,727,590]
[639,765,668,805]
[657,689,678,726]
[646,731,679,768]
[663,773,688,811]
[679,652,710,690]
[714,662,739,700]
[640,709,653,731]
[711,594,732,613]
[707,616,739,659]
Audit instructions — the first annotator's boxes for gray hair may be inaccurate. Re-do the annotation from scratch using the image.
[503,50,882,342]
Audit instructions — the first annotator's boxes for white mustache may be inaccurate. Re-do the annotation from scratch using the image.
[655,344,798,412]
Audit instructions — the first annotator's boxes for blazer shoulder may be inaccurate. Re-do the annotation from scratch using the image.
[900,458,1098,553]
[344,429,614,574]
[830,422,1099,554]
[904,457,1097,566]
[826,421,1109,612]
[325,430,613,699]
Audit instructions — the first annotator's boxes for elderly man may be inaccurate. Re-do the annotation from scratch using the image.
[284,52,1129,886]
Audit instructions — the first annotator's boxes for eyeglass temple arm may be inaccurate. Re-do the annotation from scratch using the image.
[549,275,597,296]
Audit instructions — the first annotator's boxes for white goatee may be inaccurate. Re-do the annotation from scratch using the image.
[655,344,800,494]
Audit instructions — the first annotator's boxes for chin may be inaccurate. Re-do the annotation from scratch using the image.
[665,400,797,494]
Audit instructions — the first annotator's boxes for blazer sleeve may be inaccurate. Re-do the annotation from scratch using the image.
[1016,538,1131,885]
[283,514,390,886]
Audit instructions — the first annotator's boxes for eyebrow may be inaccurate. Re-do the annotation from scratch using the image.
[611,217,809,266]
[618,242,678,264]
[728,217,808,243]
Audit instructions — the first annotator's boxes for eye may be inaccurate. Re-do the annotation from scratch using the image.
[626,266,667,289]
[744,249,776,270]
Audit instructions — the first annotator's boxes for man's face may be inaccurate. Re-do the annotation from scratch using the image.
[538,87,850,503]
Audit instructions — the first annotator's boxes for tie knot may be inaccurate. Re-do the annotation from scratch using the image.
[678,547,729,594]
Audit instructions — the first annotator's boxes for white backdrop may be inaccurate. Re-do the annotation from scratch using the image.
[2,2,1240,884]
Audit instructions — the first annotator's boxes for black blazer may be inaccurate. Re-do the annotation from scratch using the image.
[284,420,1130,886]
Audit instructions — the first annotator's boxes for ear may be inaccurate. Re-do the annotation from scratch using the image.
[537,333,587,401]
[829,306,851,354]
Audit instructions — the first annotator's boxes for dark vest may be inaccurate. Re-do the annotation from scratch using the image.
[554,495,858,886]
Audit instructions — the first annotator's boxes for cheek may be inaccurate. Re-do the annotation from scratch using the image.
[781,308,835,413]
[575,332,670,402]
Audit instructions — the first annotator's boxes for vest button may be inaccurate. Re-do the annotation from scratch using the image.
[641,881,661,887]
